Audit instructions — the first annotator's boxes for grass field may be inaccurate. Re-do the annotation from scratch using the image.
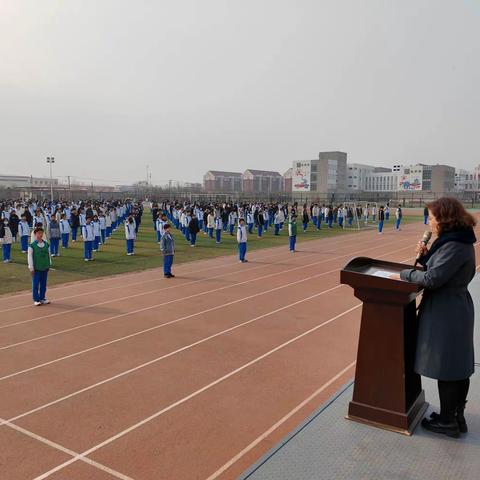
[0,212,422,296]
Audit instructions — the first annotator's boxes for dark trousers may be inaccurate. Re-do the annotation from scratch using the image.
[32,269,49,302]
[238,242,247,261]
[163,254,174,275]
[438,378,470,421]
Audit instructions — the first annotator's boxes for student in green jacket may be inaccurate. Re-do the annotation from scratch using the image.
[28,226,51,306]
[288,215,298,252]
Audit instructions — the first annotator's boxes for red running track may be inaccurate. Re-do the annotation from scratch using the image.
[1,220,478,480]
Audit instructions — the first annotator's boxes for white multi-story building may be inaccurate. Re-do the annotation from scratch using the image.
[364,172,399,192]
[455,168,478,192]
[346,164,376,191]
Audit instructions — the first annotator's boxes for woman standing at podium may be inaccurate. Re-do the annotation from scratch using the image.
[398,197,476,438]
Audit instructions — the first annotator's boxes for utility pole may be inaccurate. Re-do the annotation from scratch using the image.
[46,156,55,202]
[68,176,72,201]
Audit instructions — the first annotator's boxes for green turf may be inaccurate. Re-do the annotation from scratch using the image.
[0,212,421,296]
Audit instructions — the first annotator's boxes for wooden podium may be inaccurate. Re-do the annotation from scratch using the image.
[340,257,428,435]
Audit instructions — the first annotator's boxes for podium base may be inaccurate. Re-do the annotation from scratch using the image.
[346,391,429,436]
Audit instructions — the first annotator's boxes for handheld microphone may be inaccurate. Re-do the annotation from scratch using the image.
[414,230,432,266]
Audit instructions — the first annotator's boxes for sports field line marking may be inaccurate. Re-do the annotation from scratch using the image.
[30,303,364,480]
[1,250,416,429]
[6,254,414,476]
[205,360,357,480]
[0,252,318,330]
[0,225,372,310]
[0,417,133,480]
[3,283,347,426]
[0,248,298,314]
[0,239,414,357]
[0,231,383,329]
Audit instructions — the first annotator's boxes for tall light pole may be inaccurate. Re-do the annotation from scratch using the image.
[46,156,55,202]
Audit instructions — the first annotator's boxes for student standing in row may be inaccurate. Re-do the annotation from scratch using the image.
[423,204,429,225]
[70,209,80,242]
[395,205,403,231]
[288,215,297,252]
[125,216,136,255]
[237,217,248,263]
[257,210,264,238]
[160,224,175,278]
[0,218,13,263]
[92,215,102,252]
[82,217,95,261]
[19,214,30,253]
[378,205,385,234]
[189,213,200,247]
[60,213,71,249]
[247,211,254,234]
[207,211,215,238]
[28,226,51,306]
[105,210,112,240]
[215,215,223,244]
[48,217,61,257]
[302,208,309,232]
[99,212,107,244]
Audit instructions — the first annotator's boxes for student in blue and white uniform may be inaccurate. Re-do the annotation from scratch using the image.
[92,215,102,251]
[59,213,71,249]
[263,209,269,232]
[160,223,175,278]
[19,214,31,253]
[246,211,254,235]
[125,216,136,255]
[99,212,107,244]
[378,205,385,234]
[48,217,61,257]
[155,213,165,243]
[105,210,112,239]
[0,218,13,263]
[207,211,215,238]
[274,210,281,235]
[395,205,403,231]
[228,210,237,236]
[385,204,390,222]
[215,215,223,244]
[237,217,248,263]
[338,205,344,228]
[82,217,95,261]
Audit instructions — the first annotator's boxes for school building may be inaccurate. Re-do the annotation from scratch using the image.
[242,169,284,193]
[203,171,243,193]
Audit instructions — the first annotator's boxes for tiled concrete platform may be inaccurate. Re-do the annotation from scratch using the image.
[242,277,480,480]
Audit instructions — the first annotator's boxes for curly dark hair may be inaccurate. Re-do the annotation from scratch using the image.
[427,197,477,234]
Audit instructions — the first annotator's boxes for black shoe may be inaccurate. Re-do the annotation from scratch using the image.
[430,401,468,433]
[164,274,172,278]
[421,417,460,438]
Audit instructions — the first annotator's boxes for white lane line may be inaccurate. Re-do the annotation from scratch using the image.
[2,253,415,423]
[205,361,357,480]
[0,227,368,310]
[8,252,416,478]
[0,248,303,316]
[0,243,414,377]
[0,417,133,480]
[0,230,383,329]
[3,284,346,426]
[0,235,413,348]
[0,251,319,330]
[30,304,364,480]
[0,268,347,382]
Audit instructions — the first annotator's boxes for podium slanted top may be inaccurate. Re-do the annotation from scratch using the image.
[340,257,423,300]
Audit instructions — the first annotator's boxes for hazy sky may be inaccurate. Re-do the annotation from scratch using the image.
[1,0,479,185]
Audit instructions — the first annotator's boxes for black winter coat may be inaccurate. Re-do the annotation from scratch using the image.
[400,229,476,380]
